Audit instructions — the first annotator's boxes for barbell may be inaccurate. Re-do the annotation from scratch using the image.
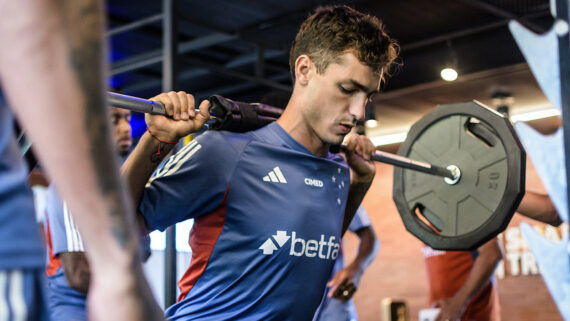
[109,92,526,250]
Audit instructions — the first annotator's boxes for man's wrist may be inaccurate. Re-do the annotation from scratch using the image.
[146,126,180,143]
[350,173,375,187]
[139,131,178,163]
[352,173,375,184]
[452,289,469,309]
[346,261,364,274]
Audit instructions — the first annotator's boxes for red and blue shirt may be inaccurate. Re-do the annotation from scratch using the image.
[140,122,351,320]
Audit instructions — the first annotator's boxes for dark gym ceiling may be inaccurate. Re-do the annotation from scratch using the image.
[107,0,557,137]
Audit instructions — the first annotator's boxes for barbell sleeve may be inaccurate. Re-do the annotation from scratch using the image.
[372,150,456,180]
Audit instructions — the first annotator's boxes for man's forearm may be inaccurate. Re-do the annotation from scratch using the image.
[121,132,178,215]
[0,0,137,271]
[518,191,562,226]
[342,181,372,235]
[454,238,503,306]
[0,1,165,319]
[349,227,379,272]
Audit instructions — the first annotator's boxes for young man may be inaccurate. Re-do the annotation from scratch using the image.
[44,107,135,321]
[122,5,398,320]
[0,1,162,320]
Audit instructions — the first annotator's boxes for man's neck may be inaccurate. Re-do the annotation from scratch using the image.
[276,109,330,157]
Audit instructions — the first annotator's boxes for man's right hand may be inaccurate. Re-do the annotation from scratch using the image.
[327,265,360,303]
[146,91,210,142]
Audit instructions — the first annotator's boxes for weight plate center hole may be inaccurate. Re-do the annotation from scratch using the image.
[444,165,461,185]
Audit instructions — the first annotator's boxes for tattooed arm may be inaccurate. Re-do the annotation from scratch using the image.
[343,181,373,234]
[121,91,209,231]
[342,135,376,235]
[0,0,162,320]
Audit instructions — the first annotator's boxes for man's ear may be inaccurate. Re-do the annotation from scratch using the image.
[294,55,313,86]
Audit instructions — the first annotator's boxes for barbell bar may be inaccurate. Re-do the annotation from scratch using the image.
[107,91,459,182]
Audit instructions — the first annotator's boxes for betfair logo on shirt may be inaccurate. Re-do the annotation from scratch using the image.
[259,230,340,260]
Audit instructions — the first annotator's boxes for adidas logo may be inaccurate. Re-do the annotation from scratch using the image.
[262,166,287,183]
[259,230,340,260]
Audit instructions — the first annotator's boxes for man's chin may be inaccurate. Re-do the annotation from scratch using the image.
[118,146,131,157]
[327,134,345,146]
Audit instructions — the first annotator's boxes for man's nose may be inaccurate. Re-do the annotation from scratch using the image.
[349,95,367,120]
[118,118,131,134]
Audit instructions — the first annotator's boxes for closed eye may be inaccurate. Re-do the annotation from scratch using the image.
[339,85,357,95]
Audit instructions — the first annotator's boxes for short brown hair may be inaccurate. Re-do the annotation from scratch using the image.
[289,5,398,82]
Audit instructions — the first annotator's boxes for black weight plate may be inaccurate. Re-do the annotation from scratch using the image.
[393,101,526,251]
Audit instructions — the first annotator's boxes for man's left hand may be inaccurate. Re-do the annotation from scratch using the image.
[433,296,465,321]
[343,134,376,183]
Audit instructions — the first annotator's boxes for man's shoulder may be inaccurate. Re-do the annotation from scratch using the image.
[196,130,254,154]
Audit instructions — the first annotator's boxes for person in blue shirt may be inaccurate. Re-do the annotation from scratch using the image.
[0,1,162,320]
[313,205,379,321]
[44,107,135,321]
[122,5,398,320]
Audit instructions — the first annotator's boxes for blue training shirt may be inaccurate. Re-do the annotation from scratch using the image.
[140,122,351,320]
[0,100,44,269]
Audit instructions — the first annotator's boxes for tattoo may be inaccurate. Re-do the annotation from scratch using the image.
[58,0,130,249]
[342,181,372,235]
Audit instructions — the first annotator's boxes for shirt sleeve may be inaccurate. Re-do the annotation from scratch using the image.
[45,185,85,255]
[348,205,372,233]
[139,131,246,232]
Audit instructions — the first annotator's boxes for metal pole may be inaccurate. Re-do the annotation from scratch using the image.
[556,0,570,239]
[163,0,178,308]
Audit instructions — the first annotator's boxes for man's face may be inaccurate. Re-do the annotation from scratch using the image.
[110,107,132,156]
[302,52,380,146]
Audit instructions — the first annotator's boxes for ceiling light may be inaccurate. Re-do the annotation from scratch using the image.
[365,119,378,128]
[370,132,407,146]
[510,108,560,122]
[440,67,458,81]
